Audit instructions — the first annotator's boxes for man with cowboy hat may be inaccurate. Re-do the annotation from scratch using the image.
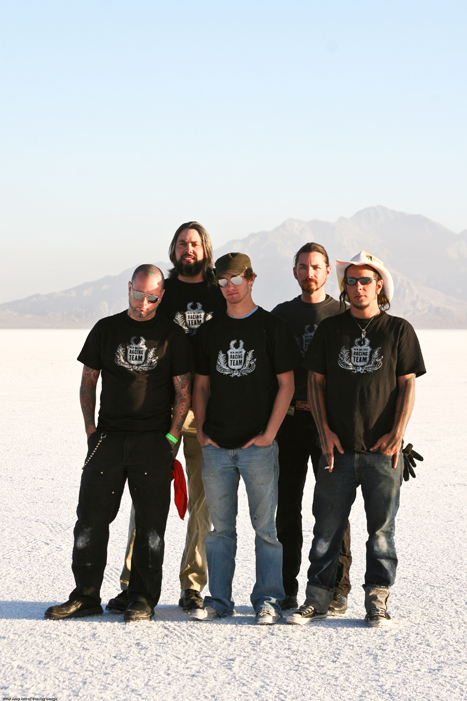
[287,251,426,627]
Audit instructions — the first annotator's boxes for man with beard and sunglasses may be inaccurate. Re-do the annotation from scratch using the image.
[271,243,351,615]
[287,250,425,627]
[45,265,192,621]
[107,222,226,615]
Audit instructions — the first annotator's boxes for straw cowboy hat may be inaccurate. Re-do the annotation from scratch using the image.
[336,250,394,302]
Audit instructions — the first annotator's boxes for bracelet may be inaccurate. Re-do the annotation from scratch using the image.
[166,433,178,445]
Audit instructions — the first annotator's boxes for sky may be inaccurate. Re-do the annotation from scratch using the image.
[1,0,466,303]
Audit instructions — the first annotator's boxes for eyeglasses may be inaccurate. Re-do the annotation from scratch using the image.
[217,275,244,288]
[131,288,160,303]
[344,277,377,286]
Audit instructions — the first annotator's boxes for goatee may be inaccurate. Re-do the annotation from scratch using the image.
[174,259,204,278]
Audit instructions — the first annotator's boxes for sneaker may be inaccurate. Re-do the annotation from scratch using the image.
[328,593,348,616]
[123,601,154,622]
[279,595,298,611]
[286,603,327,626]
[106,590,129,613]
[179,589,204,612]
[190,605,221,621]
[365,607,392,628]
[256,607,281,625]
[44,599,103,620]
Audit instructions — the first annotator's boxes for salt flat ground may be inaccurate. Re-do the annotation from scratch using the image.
[1,329,466,701]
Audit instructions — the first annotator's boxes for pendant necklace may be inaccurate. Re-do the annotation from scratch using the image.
[351,312,380,341]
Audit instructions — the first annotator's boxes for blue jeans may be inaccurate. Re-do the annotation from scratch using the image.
[201,442,284,616]
[305,451,403,612]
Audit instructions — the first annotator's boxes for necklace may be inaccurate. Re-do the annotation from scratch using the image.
[351,312,380,340]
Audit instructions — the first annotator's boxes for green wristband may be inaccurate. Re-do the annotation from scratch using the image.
[166,433,178,445]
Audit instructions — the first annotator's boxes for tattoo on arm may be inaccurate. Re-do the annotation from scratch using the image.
[385,376,416,451]
[80,366,100,431]
[172,372,191,435]
[308,372,332,460]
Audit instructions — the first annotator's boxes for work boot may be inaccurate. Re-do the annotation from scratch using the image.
[179,589,203,612]
[106,590,129,613]
[364,586,392,628]
[45,599,103,620]
[328,592,348,615]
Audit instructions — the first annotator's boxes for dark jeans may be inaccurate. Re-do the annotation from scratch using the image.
[276,411,352,597]
[70,430,173,608]
[305,451,403,612]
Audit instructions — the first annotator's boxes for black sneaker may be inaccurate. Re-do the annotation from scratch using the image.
[328,593,348,615]
[44,599,103,620]
[124,601,154,622]
[179,589,204,612]
[106,590,129,613]
[279,595,298,611]
[365,607,392,628]
[286,603,327,626]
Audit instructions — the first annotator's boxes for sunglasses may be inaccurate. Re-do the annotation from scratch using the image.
[131,288,160,303]
[217,275,244,288]
[344,277,377,286]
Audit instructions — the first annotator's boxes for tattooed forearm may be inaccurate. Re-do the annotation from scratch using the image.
[308,371,331,458]
[171,372,191,437]
[80,365,100,433]
[385,376,416,451]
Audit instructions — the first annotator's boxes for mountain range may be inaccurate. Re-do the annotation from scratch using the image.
[1,206,466,328]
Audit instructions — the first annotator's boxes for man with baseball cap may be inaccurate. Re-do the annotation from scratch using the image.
[287,251,425,627]
[192,252,302,624]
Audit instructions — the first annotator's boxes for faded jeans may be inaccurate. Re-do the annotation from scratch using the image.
[305,451,403,612]
[201,442,284,616]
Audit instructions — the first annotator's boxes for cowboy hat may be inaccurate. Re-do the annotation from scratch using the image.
[336,250,394,301]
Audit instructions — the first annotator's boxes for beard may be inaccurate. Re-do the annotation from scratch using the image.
[174,258,205,278]
[299,278,325,294]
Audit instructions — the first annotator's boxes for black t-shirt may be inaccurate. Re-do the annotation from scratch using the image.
[271,295,344,402]
[303,310,426,452]
[159,277,226,347]
[194,307,302,448]
[78,311,192,433]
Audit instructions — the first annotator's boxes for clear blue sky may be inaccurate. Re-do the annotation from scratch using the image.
[1,0,466,302]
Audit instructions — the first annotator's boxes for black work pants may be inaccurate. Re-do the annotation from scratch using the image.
[276,411,352,597]
[70,430,173,608]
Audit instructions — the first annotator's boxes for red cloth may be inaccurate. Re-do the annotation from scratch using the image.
[171,459,187,520]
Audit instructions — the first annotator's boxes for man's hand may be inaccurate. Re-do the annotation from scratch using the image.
[370,433,402,468]
[242,433,274,449]
[321,427,344,473]
[86,426,97,439]
[197,430,220,448]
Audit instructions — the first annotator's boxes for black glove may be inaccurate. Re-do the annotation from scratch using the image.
[402,443,424,481]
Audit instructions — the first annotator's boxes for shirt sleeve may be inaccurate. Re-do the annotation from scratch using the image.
[269,316,302,374]
[77,321,103,370]
[169,326,193,377]
[302,322,327,374]
[193,321,211,375]
[396,320,427,378]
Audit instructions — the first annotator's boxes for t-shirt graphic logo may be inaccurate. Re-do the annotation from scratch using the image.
[175,302,213,335]
[296,323,318,356]
[216,339,256,377]
[115,336,159,373]
[338,336,383,374]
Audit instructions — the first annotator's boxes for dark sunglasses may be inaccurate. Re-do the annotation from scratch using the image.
[344,277,377,286]
[131,288,160,303]
[217,275,244,288]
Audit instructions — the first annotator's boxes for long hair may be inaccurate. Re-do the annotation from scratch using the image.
[339,265,391,311]
[167,221,215,283]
